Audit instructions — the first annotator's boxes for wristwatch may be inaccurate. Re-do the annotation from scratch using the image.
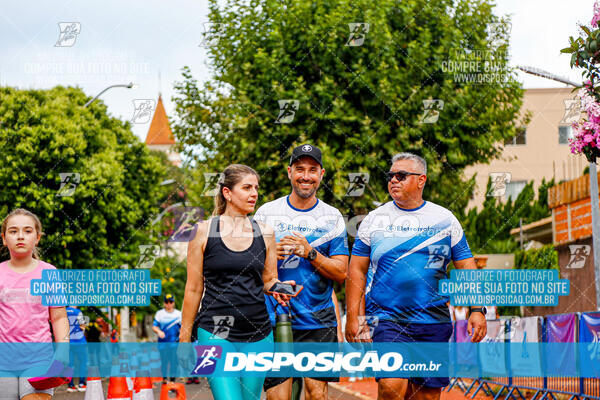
[470,307,487,316]
[307,248,318,261]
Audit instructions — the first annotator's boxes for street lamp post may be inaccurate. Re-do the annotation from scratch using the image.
[84,82,137,107]
[516,66,580,87]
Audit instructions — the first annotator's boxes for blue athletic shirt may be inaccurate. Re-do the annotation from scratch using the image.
[153,309,182,343]
[254,196,349,330]
[66,306,87,343]
[352,200,472,324]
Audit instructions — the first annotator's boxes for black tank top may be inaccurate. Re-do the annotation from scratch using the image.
[197,216,272,342]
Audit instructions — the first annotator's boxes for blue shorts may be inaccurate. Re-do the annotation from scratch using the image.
[371,319,453,388]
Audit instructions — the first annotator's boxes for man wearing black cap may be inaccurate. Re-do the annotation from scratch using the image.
[254,144,349,400]
[153,293,181,383]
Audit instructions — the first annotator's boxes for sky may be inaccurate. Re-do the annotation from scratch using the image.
[0,0,594,142]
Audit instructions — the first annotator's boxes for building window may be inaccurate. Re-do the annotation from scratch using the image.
[558,125,574,144]
[505,128,526,145]
[505,180,527,200]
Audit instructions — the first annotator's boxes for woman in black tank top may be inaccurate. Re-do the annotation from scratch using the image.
[179,164,292,400]
[197,215,271,341]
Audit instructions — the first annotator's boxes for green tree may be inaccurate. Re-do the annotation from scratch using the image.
[462,178,555,253]
[172,0,525,218]
[0,86,170,270]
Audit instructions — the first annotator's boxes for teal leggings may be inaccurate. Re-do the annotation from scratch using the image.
[197,328,273,400]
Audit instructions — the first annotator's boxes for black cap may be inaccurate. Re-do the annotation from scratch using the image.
[289,144,322,167]
[164,293,175,302]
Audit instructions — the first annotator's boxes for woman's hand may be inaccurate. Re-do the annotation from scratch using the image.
[261,223,295,307]
[270,280,296,307]
[177,342,197,374]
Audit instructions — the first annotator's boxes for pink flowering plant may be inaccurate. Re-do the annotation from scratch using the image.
[562,1,600,161]
[570,83,600,161]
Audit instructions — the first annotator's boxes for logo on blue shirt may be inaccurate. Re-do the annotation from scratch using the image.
[426,245,450,269]
[277,223,326,234]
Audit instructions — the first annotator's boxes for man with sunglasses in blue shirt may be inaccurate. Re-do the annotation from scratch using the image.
[345,152,487,400]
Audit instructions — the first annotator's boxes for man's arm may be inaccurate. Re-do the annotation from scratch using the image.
[453,257,487,342]
[332,290,343,342]
[152,324,165,338]
[279,233,348,283]
[310,253,348,283]
[345,255,370,342]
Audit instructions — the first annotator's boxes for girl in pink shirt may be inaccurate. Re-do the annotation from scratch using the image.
[0,209,69,400]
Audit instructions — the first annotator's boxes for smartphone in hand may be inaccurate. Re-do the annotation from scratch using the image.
[267,282,303,297]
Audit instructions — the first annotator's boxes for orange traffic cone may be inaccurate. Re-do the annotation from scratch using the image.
[84,366,104,400]
[132,375,154,400]
[107,377,132,400]
[108,356,132,400]
[160,382,186,400]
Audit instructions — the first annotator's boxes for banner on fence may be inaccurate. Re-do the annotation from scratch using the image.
[454,320,478,372]
[545,313,577,376]
[579,311,600,378]
[479,320,508,376]
[510,316,543,376]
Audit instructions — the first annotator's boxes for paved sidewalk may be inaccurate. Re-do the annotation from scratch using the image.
[331,378,494,400]
[53,376,495,400]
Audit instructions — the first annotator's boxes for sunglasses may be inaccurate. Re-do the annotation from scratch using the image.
[386,170,422,182]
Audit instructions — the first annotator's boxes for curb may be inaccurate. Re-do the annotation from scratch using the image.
[330,383,374,400]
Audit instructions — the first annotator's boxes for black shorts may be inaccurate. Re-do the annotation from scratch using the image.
[372,320,453,388]
[263,326,339,391]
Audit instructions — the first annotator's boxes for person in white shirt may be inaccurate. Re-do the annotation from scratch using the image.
[153,293,181,383]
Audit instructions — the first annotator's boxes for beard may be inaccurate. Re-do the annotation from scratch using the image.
[292,181,318,199]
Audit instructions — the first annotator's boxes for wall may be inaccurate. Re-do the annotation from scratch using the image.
[549,173,598,244]
[465,87,585,209]
[523,236,597,317]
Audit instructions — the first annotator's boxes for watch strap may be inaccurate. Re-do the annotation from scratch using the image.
[470,307,486,315]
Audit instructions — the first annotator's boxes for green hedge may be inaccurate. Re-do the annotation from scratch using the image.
[514,245,559,272]
[498,245,559,317]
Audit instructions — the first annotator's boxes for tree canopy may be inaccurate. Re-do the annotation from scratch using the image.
[172,0,525,219]
[0,86,169,270]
